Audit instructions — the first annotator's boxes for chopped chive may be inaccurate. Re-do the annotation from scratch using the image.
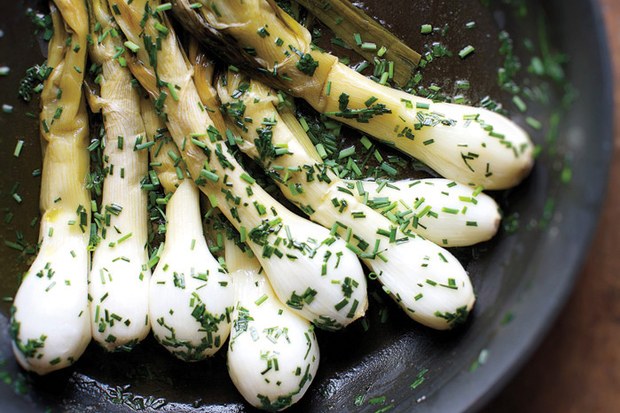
[257,27,270,38]
[166,82,179,101]
[117,232,133,244]
[455,80,471,90]
[203,170,219,182]
[124,41,140,53]
[13,140,24,157]
[255,294,268,306]
[134,141,155,151]
[380,162,398,176]
[353,33,362,46]
[240,172,255,184]
[379,72,389,85]
[338,146,355,159]
[154,22,169,35]
[526,116,542,130]
[155,2,172,12]
[512,95,527,112]
[365,96,378,107]
[355,61,369,73]
[361,42,377,51]
[360,136,373,150]
[458,45,475,59]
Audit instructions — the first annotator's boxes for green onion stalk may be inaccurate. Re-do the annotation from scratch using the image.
[10,0,92,374]
[86,0,152,351]
[141,98,234,361]
[217,71,475,329]
[109,0,368,331]
[172,0,534,190]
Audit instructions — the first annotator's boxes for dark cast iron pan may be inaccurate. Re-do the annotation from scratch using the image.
[0,0,613,412]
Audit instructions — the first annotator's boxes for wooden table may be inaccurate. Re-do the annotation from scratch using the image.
[482,0,620,411]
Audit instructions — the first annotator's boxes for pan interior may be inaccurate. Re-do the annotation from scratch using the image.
[0,0,612,412]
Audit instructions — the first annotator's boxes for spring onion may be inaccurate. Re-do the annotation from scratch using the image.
[141,98,234,360]
[225,239,319,411]
[86,0,151,351]
[10,0,91,374]
[349,179,501,247]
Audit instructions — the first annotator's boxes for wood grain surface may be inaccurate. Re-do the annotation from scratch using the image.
[482,0,620,411]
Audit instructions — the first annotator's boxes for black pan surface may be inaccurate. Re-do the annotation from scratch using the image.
[0,0,613,412]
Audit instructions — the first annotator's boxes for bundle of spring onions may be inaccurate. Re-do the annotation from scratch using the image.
[173,0,535,190]
[111,0,368,331]
[8,0,536,409]
[216,71,475,329]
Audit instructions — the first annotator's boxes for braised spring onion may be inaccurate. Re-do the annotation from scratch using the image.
[273,100,502,247]
[224,238,319,411]
[141,98,234,361]
[268,99,501,247]
[172,0,534,190]
[10,0,91,374]
[86,0,151,351]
